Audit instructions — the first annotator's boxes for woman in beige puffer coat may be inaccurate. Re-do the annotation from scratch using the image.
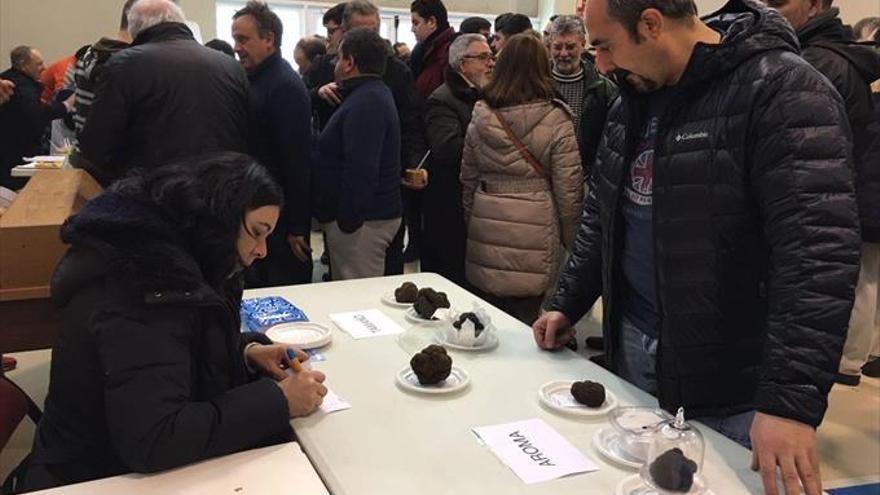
[461,33,584,324]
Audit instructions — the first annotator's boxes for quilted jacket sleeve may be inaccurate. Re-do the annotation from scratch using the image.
[549,111,584,250]
[545,121,611,324]
[748,60,861,428]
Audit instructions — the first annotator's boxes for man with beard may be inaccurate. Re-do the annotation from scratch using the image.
[548,14,617,172]
[533,1,860,494]
[421,34,493,287]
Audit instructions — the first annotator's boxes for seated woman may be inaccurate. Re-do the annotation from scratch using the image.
[10,153,327,492]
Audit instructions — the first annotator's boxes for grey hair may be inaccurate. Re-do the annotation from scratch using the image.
[550,15,586,41]
[343,0,380,31]
[448,33,486,69]
[127,0,186,39]
[10,45,32,70]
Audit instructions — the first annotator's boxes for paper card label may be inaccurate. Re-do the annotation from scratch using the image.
[320,389,352,414]
[329,309,404,339]
[472,418,598,484]
[550,391,584,408]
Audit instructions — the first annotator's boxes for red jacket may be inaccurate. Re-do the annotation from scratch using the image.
[414,27,455,101]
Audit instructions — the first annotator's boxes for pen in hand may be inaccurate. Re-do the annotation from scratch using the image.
[286,348,304,373]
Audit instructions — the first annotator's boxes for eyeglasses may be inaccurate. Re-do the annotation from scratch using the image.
[462,53,494,62]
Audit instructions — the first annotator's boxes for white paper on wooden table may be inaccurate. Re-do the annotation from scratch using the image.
[329,309,404,339]
[472,418,599,484]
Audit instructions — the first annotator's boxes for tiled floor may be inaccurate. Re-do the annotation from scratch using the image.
[2,235,877,490]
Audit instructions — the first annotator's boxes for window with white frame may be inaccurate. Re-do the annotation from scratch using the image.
[215,1,506,71]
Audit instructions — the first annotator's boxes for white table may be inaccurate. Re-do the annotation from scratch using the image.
[28,442,328,494]
[246,273,766,494]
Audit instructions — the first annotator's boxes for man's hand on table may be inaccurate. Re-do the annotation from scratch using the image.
[751,412,822,495]
[246,343,308,380]
[532,311,574,350]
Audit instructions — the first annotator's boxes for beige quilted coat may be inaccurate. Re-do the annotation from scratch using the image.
[461,99,584,297]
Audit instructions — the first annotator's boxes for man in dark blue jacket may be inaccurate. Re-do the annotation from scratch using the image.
[232,1,313,286]
[533,1,859,494]
[313,28,402,280]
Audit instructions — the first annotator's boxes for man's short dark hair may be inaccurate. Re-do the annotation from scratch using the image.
[120,0,138,30]
[233,1,283,49]
[498,13,532,36]
[460,16,491,34]
[339,27,388,76]
[410,0,448,27]
[10,45,32,70]
[494,13,513,33]
[606,0,698,41]
[324,3,347,26]
[854,16,880,40]
[206,38,235,57]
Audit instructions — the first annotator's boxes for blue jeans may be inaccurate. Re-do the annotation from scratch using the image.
[617,316,755,449]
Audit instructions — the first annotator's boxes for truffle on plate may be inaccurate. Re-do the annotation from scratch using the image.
[394,282,419,303]
[453,312,485,337]
[648,447,698,492]
[410,345,452,385]
[570,380,605,408]
[413,288,451,319]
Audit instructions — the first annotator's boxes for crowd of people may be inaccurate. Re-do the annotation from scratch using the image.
[0,0,878,494]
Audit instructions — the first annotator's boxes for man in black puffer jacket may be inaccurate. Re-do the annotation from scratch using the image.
[77,0,250,186]
[533,1,859,494]
[765,0,880,387]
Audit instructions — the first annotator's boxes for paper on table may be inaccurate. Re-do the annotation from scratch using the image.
[550,390,584,408]
[330,309,404,339]
[472,418,598,484]
[320,389,352,414]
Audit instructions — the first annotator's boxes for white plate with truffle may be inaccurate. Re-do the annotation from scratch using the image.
[265,322,332,350]
[434,331,499,351]
[538,380,618,417]
[404,307,447,326]
[615,473,712,495]
[592,427,643,470]
[396,365,470,394]
[381,290,413,308]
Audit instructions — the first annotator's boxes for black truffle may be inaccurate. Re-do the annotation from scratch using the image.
[570,380,605,408]
[648,448,698,492]
[410,345,453,385]
[394,282,419,303]
[413,288,451,319]
[453,312,485,337]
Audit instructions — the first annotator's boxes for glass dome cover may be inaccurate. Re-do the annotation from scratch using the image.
[639,407,707,494]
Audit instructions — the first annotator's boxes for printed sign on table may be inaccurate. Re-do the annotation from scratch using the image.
[472,418,598,484]
[329,309,405,339]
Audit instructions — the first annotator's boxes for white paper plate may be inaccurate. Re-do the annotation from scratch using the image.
[404,306,445,326]
[538,380,617,417]
[381,290,413,308]
[434,331,499,351]
[616,473,712,495]
[396,365,470,394]
[593,427,643,469]
[265,322,332,349]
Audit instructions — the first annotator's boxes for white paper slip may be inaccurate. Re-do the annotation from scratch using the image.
[329,309,405,339]
[550,392,584,408]
[472,418,598,485]
[320,389,352,414]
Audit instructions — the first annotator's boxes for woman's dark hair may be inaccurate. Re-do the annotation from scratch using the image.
[410,0,448,28]
[296,36,327,63]
[112,152,283,285]
[483,33,554,108]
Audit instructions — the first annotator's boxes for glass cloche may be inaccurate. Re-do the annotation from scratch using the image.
[639,407,708,494]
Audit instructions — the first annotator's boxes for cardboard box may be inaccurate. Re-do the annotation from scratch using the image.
[0,170,102,301]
